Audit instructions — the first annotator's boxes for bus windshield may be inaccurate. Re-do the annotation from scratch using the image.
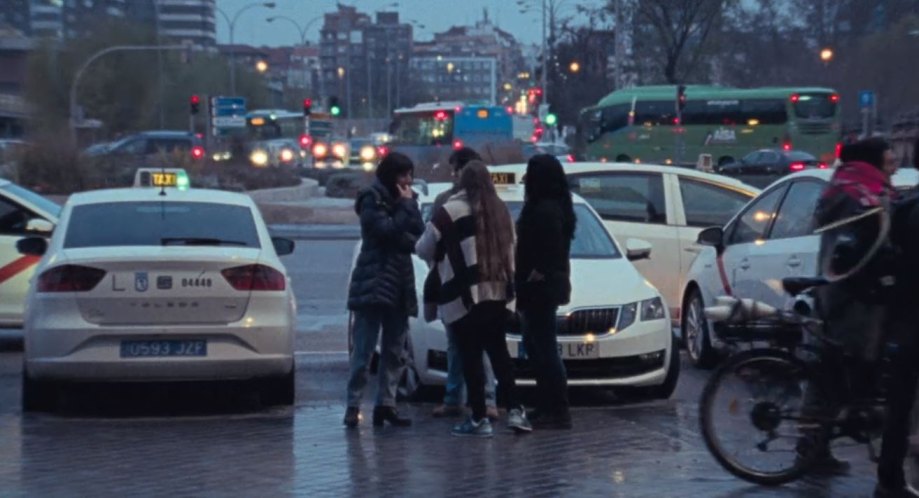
[247,115,301,141]
[390,111,454,146]
[793,94,837,119]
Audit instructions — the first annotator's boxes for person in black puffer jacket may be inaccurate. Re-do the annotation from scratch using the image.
[344,152,424,429]
[516,154,576,429]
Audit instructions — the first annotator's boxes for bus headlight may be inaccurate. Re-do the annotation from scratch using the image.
[332,143,347,159]
[361,162,375,172]
[359,145,376,162]
[280,148,295,163]
[312,143,328,158]
[249,149,269,167]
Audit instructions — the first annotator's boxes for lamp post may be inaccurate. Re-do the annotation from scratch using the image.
[152,0,165,128]
[266,14,323,45]
[517,0,573,106]
[215,2,276,96]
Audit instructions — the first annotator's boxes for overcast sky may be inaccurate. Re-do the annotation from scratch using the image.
[215,0,603,48]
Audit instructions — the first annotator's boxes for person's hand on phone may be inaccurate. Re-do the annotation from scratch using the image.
[397,183,413,200]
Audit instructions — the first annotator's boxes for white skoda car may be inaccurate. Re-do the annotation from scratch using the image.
[19,188,297,411]
[350,178,679,397]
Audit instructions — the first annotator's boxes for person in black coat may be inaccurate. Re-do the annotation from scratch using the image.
[344,152,424,428]
[515,154,576,429]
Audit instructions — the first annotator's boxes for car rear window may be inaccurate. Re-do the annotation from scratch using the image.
[64,201,261,249]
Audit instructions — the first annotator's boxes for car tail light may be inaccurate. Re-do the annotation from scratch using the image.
[790,93,800,103]
[376,145,389,157]
[221,264,286,291]
[566,154,575,163]
[191,145,205,160]
[830,93,839,103]
[452,139,463,150]
[818,162,828,169]
[299,134,312,148]
[835,142,842,158]
[37,265,106,293]
[789,162,806,171]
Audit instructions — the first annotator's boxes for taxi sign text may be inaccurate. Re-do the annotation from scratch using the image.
[150,172,177,187]
[490,172,516,185]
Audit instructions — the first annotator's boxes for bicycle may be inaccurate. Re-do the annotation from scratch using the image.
[698,276,895,486]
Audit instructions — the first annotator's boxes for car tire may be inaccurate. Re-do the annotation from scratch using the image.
[683,289,718,369]
[649,334,681,399]
[260,367,295,407]
[21,374,57,413]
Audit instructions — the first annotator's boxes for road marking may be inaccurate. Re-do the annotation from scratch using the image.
[0,255,41,284]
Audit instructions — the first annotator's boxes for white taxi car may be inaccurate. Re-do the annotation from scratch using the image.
[681,167,919,367]
[489,162,759,326]
[351,179,680,397]
[0,178,60,328]
[19,187,297,411]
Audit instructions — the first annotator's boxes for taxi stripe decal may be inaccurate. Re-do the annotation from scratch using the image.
[0,255,42,284]
[715,254,733,296]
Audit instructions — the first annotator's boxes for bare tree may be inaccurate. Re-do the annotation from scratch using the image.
[625,0,736,84]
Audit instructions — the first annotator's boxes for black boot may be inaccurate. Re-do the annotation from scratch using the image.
[343,406,360,428]
[372,406,412,427]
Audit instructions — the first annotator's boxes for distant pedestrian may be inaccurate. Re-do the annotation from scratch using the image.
[416,161,532,437]
[516,154,575,429]
[426,147,498,420]
[344,152,424,428]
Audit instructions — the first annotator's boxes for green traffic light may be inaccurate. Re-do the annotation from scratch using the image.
[545,113,557,126]
[330,106,341,116]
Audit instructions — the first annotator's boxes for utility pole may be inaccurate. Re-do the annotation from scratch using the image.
[613,0,622,89]
[541,0,548,104]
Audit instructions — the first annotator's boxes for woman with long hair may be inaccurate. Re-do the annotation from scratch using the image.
[416,161,531,437]
[345,152,424,428]
[516,154,576,429]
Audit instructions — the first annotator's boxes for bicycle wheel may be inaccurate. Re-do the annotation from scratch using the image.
[700,349,830,486]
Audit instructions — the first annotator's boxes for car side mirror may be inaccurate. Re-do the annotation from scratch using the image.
[697,226,724,249]
[272,237,295,256]
[16,236,48,256]
[26,218,54,234]
[625,238,652,261]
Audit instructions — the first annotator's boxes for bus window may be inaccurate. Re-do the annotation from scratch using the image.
[739,99,787,125]
[391,111,454,146]
[793,94,837,120]
[634,101,676,125]
[600,104,630,134]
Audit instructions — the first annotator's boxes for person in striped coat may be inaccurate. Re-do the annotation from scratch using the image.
[416,161,532,437]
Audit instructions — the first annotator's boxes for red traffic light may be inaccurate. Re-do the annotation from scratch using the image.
[303,98,312,116]
[190,94,200,105]
[190,94,200,115]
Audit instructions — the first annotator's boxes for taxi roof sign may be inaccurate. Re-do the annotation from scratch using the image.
[133,167,190,190]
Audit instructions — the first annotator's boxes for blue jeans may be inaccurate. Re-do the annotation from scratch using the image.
[522,305,569,413]
[444,325,497,408]
[347,307,407,408]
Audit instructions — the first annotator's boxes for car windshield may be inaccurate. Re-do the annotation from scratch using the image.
[0,183,61,217]
[64,201,260,249]
[421,201,620,259]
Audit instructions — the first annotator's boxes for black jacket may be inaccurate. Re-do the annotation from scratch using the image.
[515,198,572,310]
[347,180,424,316]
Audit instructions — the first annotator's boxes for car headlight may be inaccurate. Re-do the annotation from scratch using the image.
[359,145,376,162]
[313,143,328,158]
[362,161,375,172]
[618,302,637,331]
[332,143,347,159]
[280,148,295,163]
[640,297,666,321]
[249,149,269,167]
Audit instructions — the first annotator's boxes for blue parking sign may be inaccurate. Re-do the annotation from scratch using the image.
[859,90,874,109]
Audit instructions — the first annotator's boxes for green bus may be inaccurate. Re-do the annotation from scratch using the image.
[580,85,842,166]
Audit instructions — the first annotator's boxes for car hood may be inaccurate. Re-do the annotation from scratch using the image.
[562,257,661,312]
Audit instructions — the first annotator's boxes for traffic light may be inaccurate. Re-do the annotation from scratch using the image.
[303,98,312,117]
[676,84,687,112]
[527,87,543,106]
[190,94,200,115]
[544,113,558,127]
[329,96,341,117]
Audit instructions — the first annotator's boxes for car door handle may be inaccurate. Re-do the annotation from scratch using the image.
[739,258,750,270]
[787,257,802,268]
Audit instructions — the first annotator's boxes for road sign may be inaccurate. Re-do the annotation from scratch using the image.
[211,116,246,128]
[859,90,875,109]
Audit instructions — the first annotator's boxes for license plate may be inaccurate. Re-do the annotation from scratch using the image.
[120,340,207,358]
[517,341,599,360]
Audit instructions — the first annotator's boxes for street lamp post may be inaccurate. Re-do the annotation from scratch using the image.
[215,2,276,96]
[152,0,165,128]
[266,15,325,102]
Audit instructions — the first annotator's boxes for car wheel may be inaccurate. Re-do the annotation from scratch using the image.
[259,367,295,407]
[21,374,57,412]
[649,334,681,399]
[683,289,718,369]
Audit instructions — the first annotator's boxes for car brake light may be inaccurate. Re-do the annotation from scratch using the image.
[376,146,389,157]
[790,93,800,103]
[830,93,839,103]
[789,162,806,171]
[452,139,463,150]
[818,162,828,169]
[835,142,842,158]
[566,154,575,163]
[37,265,106,292]
[299,134,312,148]
[221,264,286,291]
[191,145,205,160]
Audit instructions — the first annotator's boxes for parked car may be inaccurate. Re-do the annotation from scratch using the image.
[349,181,680,398]
[19,186,296,411]
[489,162,760,326]
[718,149,827,188]
[680,168,919,368]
